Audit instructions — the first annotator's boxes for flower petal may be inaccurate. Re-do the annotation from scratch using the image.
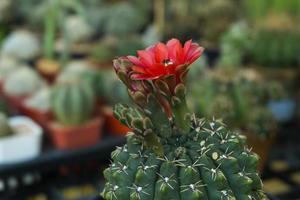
[137,50,155,67]
[127,56,145,67]
[155,42,169,63]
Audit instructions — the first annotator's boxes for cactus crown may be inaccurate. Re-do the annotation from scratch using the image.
[102,39,267,200]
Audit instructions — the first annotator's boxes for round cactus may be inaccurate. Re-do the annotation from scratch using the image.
[3,66,44,97]
[102,39,267,200]
[0,112,13,138]
[65,15,94,43]
[50,78,95,126]
[25,87,51,111]
[0,55,19,82]
[250,14,300,67]
[1,30,40,61]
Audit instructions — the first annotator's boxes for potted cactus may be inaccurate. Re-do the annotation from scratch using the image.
[1,29,40,61]
[0,112,43,164]
[101,39,267,199]
[48,75,103,150]
[2,66,45,111]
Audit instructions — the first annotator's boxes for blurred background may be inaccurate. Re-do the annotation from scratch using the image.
[0,0,300,199]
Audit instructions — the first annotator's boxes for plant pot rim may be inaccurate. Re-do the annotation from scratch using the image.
[49,117,103,130]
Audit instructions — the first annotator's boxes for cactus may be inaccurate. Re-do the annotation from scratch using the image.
[24,87,51,111]
[0,112,13,138]
[0,55,19,82]
[218,22,251,69]
[1,30,40,61]
[3,66,45,97]
[104,2,147,37]
[250,14,300,67]
[102,39,267,199]
[50,77,95,126]
[65,15,94,43]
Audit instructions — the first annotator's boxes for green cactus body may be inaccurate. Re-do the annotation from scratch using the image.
[0,112,13,138]
[252,29,300,67]
[102,117,266,200]
[50,79,95,126]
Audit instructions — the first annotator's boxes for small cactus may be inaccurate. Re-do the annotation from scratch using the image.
[0,55,19,82]
[65,15,94,43]
[101,39,267,199]
[3,66,45,97]
[250,14,300,67]
[1,30,40,61]
[0,112,13,138]
[24,87,51,112]
[50,77,95,126]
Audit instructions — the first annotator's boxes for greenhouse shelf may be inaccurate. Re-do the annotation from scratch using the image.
[0,135,125,178]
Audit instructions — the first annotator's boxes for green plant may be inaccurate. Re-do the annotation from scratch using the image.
[101,40,266,200]
[218,22,250,69]
[0,56,19,82]
[50,78,95,126]
[39,0,85,64]
[243,0,300,22]
[104,2,148,37]
[190,71,276,138]
[1,30,40,61]
[250,26,300,67]
[3,67,44,97]
[0,112,13,138]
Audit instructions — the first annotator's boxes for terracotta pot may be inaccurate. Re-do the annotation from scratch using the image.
[36,58,60,84]
[48,117,103,150]
[3,94,26,112]
[19,104,52,131]
[245,133,276,173]
[103,107,131,136]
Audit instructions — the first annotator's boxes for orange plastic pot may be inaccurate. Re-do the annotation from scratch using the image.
[105,114,131,136]
[48,117,103,150]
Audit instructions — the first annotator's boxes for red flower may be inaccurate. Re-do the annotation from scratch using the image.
[127,38,204,80]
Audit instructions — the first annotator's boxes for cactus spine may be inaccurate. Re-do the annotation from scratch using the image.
[0,112,13,138]
[50,78,95,126]
[102,40,267,200]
